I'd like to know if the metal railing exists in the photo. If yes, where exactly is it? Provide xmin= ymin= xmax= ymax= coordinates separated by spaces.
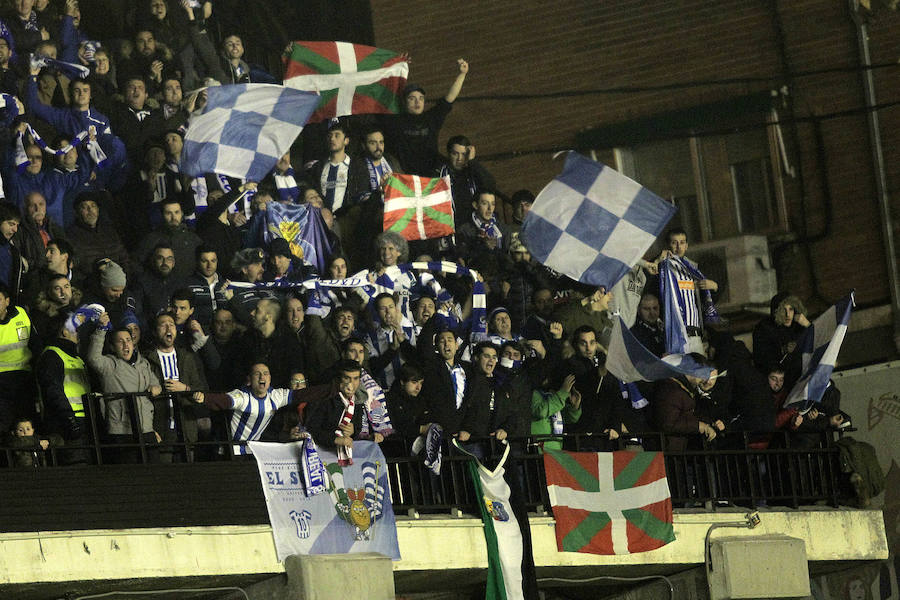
xmin=2 ymin=392 xmax=852 ymax=512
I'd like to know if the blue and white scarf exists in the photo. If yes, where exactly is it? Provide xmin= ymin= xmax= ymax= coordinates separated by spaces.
xmin=472 ymin=212 xmax=503 ymax=242
xmin=30 ymin=54 xmax=91 ymax=79
xmin=659 ymin=256 xmax=721 ymax=354
xmin=15 ymin=124 xmax=107 ymax=174
xmin=365 ymin=157 xmax=393 ymax=192
xmin=274 ymin=167 xmax=299 ymax=203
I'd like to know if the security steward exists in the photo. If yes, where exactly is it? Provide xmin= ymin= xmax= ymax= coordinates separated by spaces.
xmin=36 ymin=312 xmax=94 ymax=465
xmin=0 ymin=282 xmax=39 ymax=439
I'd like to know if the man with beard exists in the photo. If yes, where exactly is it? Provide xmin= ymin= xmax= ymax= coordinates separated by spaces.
xmin=142 ymin=310 xmax=208 ymax=462
xmin=356 ymin=127 xmax=399 ymax=249
xmin=305 ymin=121 xmax=368 ymax=268
xmin=135 ymin=198 xmax=202 ymax=282
xmin=134 ymin=243 xmax=185 ymax=318
xmin=236 ymin=297 xmax=304 ymax=388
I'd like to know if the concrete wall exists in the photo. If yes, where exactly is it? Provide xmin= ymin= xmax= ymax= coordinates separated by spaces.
xmin=0 ymin=510 xmax=886 ymax=594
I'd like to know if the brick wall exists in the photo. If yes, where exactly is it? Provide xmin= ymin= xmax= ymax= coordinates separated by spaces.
xmin=373 ymin=1 xmax=900 ymax=309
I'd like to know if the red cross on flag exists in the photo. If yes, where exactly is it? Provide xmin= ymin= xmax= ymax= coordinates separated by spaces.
xmin=543 ymin=449 xmax=675 ymax=555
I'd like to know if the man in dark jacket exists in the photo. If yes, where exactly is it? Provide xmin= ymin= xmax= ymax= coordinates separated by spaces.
xmin=36 ymin=313 xmax=92 ymax=464
xmin=304 ymin=359 xmax=368 ymax=453
xmin=457 ymin=342 xmax=517 ymax=459
xmin=135 ymin=198 xmax=202 ymax=282
xmin=142 ymin=310 xmax=208 ymax=462
xmin=65 ymin=192 xmax=131 ymax=283
xmin=236 ymin=297 xmax=305 ymax=388
xmin=562 ymin=325 xmax=630 ymax=451
xmin=133 ymin=243 xmax=186 ymax=318
xmin=417 ymin=314 xmax=467 ymax=435
xmin=0 ymin=202 xmax=25 ymax=304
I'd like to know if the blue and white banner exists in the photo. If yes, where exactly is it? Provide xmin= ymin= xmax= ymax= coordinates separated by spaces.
xmin=263 ymin=202 xmax=333 ymax=273
xmin=606 ymin=316 xmax=714 ymax=383
xmin=520 ymin=152 xmax=676 ymax=290
xmin=182 ymin=84 xmax=319 ymax=182
xmin=785 ymin=292 xmax=855 ymax=408
xmin=249 ymin=440 xmax=400 ymax=562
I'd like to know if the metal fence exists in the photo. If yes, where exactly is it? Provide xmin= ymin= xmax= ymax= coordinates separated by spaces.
xmin=3 ymin=391 xmax=852 ymax=512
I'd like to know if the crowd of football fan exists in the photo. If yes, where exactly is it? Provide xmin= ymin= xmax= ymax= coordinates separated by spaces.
xmin=0 ymin=0 xmax=848 ymax=473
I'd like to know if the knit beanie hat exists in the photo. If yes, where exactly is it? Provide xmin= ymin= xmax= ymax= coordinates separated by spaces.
xmin=100 ymin=261 xmax=127 ymax=288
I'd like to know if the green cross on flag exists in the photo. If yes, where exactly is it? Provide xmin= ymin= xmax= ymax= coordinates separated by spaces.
xmin=383 ymin=174 xmax=455 ymax=241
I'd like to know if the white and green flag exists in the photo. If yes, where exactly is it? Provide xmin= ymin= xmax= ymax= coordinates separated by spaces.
xmin=454 ymin=441 xmax=525 ymax=600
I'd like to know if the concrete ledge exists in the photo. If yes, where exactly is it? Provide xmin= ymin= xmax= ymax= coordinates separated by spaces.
xmin=0 ymin=509 xmax=887 ymax=586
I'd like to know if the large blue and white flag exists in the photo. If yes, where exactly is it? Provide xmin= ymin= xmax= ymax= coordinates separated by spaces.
xmin=249 ymin=440 xmax=400 ymax=562
xmin=606 ymin=316 xmax=714 ymax=383
xmin=520 ymin=153 xmax=676 ymax=290
xmin=182 ymin=84 xmax=319 ymax=182
xmin=784 ymin=292 xmax=855 ymax=408
xmin=263 ymin=202 xmax=333 ymax=273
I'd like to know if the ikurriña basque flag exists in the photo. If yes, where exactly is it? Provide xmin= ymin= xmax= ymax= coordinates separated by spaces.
xmin=520 ymin=152 xmax=676 ymax=291
xmin=606 ymin=316 xmax=714 ymax=383
xmin=784 ymin=292 xmax=855 ymax=408
xmin=544 ymin=449 xmax=675 ymax=555
xmin=283 ymin=41 xmax=409 ymax=122
xmin=182 ymin=84 xmax=319 ymax=182
xmin=249 ymin=440 xmax=400 ymax=562
xmin=383 ymin=174 xmax=455 ymax=240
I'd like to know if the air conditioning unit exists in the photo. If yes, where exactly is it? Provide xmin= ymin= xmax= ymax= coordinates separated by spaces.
xmin=688 ymin=235 xmax=777 ymax=313
xmin=707 ymin=535 xmax=810 ymax=599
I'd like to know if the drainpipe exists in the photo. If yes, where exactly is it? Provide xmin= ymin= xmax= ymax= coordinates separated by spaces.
xmin=850 ymin=0 xmax=900 ymax=354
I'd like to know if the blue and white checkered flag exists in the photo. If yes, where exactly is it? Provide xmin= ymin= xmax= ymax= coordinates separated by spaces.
xmin=784 ymin=292 xmax=855 ymax=408
xmin=606 ymin=316 xmax=714 ymax=383
xmin=182 ymin=84 xmax=319 ymax=181
xmin=520 ymin=152 xmax=676 ymax=290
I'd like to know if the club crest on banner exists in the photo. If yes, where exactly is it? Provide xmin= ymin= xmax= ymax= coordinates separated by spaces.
xmin=327 ymin=459 xmax=386 ymax=542
xmin=484 ymin=498 xmax=510 ymax=522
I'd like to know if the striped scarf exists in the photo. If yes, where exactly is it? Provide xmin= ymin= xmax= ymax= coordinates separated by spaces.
xmin=16 ymin=125 xmax=108 ymax=174
xmin=365 ymin=157 xmax=393 ymax=192
xmin=30 ymin=54 xmax=91 ymax=79
xmin=659 ymin=256 xmax=720 ymax=354
xmin=274 ymin=168 xmax=299 ymax=203
xmin=359 ymin=368 xmax=394 ymax=438
xmin=335 ymin=392 xmax=355 ymax=466
xmin=472 ymin=212 xmax=503 ymax=241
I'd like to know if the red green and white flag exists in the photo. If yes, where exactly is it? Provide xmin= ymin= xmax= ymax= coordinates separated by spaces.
xmin=283 ymin=41 xmax=408 ymax=122
xmin=383 ymin=174 xmax=455 ymax=241
xmin=543 ymin=450 xmax=675 ymax=555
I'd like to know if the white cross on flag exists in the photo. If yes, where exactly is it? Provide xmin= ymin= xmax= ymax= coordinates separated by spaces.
xmin=283 ymin=41 xmax=409 ymax=122
xmin=544 ymin=450 xmax=675 ymax=555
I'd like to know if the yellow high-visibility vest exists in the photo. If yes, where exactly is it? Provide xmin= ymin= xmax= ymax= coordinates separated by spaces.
xmin=43 ymin=345 xmax=90 ymax=418
xmin=0 ymin=307 xmax=32 ymax=372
